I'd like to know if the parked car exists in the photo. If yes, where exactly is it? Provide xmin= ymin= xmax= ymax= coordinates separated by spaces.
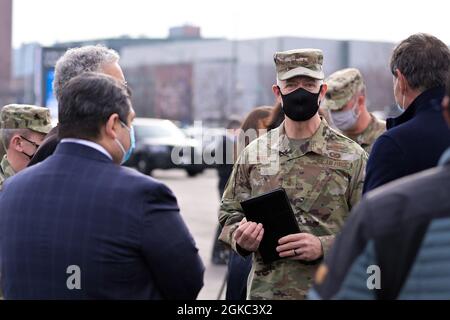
xmin=125 ymin=118 xmax=205 ymax=177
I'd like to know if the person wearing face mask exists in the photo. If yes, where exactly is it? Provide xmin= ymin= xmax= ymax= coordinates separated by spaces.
xmin=0 ymin=72 xmax=204 ymax=300
xmin=27 ymin=45 xmax=128 ymax=167
xmin=363 ymin=33 xmax=450 ymax=194
xmin=218 ymin=49 xmax=367 ymax=300
xmin=309 ymin=74 xmax=450 ymax=301
xmin=0 ymin=104 xmax=52 ymax=190
xmin=324 ymin=68 xmax=386 ymax=154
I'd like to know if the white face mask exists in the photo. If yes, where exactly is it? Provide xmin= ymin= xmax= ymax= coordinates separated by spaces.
xmin=394 ymin=76 xmax=406 ymax=114
xmin=331 ymin=101 xmax=360 ymax=131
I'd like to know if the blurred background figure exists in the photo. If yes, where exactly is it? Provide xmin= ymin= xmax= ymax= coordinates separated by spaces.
xmin=323 ymin=68 xmax=386 ymax=153
xmin=211 ymin=117 xmax=242 ymax=265
xmin=239 ymin=106 xmax=272 ymax=147
xmin=263 ymin=103 xmax=284 ymax=131
xmin=217 ymin=118 xmax=243 ymax=197
xmin=224 ymin=106 xmax=274 ymax=300
xmin=364 ymin=33 xmax=450 ymax=194
xmin=0 ymin=104 xmax=52 ymax=189
xmin=309 ymin=76 xmax=450 ymax=300
xmin=27 ymin=45 xmax=126 ymax=167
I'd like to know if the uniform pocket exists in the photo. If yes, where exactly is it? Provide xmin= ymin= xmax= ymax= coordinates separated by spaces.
xmin=278 ymin=165 xmax=331 ymax=226
xmin=282 ymin=166 xmax=350 ymax=227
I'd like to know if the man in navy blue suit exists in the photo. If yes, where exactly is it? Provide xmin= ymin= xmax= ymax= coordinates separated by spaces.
xmin=0 ymin=72 xmax=204 ymax=299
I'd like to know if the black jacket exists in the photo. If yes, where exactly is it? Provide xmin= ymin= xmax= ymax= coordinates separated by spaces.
xmin=363 ymin=87 xmax=450 ymax=193
xmin=310 ymin=149 xmax=450 ymax=299
xmin=27 ymin=125 xmax=59 ymax=167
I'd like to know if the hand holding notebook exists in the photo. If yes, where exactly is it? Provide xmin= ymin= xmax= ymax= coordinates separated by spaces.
xmin=239 ymin=188 xmax=300 ymax=264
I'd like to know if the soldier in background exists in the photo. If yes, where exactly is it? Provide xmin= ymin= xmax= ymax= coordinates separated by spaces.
xmin=218 ymin=49 xmax=367 ymax=300
xmin=0 ymin=104 xmax=52 ymax=189
xmin=323 ymin=68 xmax=386 ymax=153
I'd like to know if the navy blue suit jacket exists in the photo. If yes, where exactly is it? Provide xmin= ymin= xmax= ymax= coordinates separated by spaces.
xmin=0 ymin=142 xmax=204 ymax=299
xmin=363 ymin=87 xmax=450 ymax=194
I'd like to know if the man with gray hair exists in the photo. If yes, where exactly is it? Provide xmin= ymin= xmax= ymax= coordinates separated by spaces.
xmin=28 ymin=45 xmax=126 ymax=166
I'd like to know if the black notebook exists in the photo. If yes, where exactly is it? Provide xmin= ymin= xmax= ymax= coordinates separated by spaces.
xmin=240 ymin=188 xmax=300 ymax=264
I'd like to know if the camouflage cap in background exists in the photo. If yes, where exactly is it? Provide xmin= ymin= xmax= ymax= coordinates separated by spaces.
xmin=274 ymin=48 xmax=324 ymax=81
xmin=0 ymin=104 xmax=52 ymax=134
xmin=323 ymin=68 xmax=365 ymax=111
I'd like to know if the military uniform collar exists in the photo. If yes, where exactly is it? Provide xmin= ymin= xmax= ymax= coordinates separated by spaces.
xmin=0 ymin=155 xmax=15 ymax=180
xmin=271 ymin=118 xmax=330 ymax=158
xmin=350 ymin=113 xmax=380 ymax=147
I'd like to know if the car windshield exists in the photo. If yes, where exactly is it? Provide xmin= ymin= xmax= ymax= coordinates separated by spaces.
xmin=135 ymin=122 xmax=186 ymax=140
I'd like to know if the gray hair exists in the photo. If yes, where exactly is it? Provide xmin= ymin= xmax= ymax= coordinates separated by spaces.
xmin=1 ymin=128 xmax=33 ymax=150
xmin=53 ymin=45 xmax=120 ymax=101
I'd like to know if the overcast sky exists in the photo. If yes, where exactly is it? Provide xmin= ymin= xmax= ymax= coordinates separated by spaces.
xmin=12 ymin=0 xmax=450 ymax=48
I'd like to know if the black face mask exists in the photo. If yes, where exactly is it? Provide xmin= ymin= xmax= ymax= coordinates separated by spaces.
xmin=279 ymin=85 xmax=322 ymax=122
xmin=19 ymin=135 xmax=40 ymax=160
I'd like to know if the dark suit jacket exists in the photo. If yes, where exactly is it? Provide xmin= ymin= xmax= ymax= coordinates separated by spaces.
xmin=363 ymin=87 xmax=450 ymax=194
xmin=0 ymin=142 xmax=204 ymax=300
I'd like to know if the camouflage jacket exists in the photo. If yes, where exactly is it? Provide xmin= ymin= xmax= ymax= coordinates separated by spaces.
xmin=219 ymin=119 xmax=367 ymax=300
xmin=347 ymin=114 xmax=386 ymax=154
xmin=0 ymin=155 xmax=15 ymax=190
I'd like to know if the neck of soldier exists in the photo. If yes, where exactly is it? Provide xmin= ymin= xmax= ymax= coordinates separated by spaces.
xmin=345 ymin=108 xmax=372 ymax=136
xmin=284 ymin=113 xmax=321 ymax=140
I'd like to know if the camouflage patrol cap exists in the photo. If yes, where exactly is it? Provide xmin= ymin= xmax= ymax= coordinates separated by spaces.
xmin=323 ymin=68 xmax=365 ymax=111
xmin=274 ymin=49 xmax=324 ymax=81
xmin=0 ymin=104 xmax=52 ymax=134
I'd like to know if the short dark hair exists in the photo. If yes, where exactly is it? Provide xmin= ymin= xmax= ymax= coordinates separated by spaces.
xmin=390 ymin=33 xmax=450 ymax=91
xmin=226 ymin=118 xmax=242 ymax=130
xmin=58 ymin=72 xmax=131 ymax=140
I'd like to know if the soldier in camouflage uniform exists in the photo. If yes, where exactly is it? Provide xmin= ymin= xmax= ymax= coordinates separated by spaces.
xmin=323 ymin=68 xmax=386 ymax=153
xmin=218 ymin=49 xmax=367 ymax=300
xmin=0 ymin=104 xmax=52 ymax=189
